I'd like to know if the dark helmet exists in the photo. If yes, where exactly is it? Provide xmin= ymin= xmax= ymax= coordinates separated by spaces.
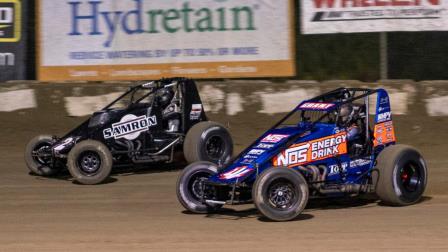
xmin=339 ymin=103 xmax=354 ymax=125
xmin=156 ymin=88 xmax=174 ymax=107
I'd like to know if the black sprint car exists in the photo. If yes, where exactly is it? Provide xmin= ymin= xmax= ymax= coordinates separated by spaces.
xmin=25 ymin=78 xmax=233 ymax=185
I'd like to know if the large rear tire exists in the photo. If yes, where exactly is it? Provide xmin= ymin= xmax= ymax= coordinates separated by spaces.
xmin=67 ymin=140 xmax=113 ymax=185
xmin=176 ymin=161 xmax=222 ymax=213
xmin=25 ymin=135 xmax=59 ymax=176
xmin=374 ymin=144 xmax=427 ymax=206
xmin=253 ymin=167 xmax=309 ymax=221
xmin=183 ymin=121 xmax=233 ymax=165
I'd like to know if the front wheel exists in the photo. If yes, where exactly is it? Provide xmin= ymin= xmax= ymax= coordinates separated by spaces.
xmin=67 ymin=140 xmax=113 ymax=185
xmin=24 ymin=135 xmax=59 ymax=176
xmin=176 ymin=161 xmax=222 ymax=213
xmin=183 ymin=121 xmax=233 ymax=165
xmin=253 ymin=167 xmax=309 ymax=221
xmin=374 ymin=144 xmax=427 ymax=206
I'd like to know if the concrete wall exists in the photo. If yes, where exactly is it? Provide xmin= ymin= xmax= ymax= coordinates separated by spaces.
xmin=1 ymin=80 xmax=447 ymax=193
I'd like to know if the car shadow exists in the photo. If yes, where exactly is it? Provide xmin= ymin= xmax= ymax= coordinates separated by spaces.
xmin=180 ymin=206 xmax=314 ymax=222
xmin=29 ymin=161 xmax=186 ymax=185
xmin=183 ymin=194 xmax=397 ymax=222
xmin=304 ymin=195 xmax=380 ymax=212
xmin=183 ymin=207 xmax=315 ymax=222
xmin=376 ymin=195 xmax=433 ymax=206
xmin=195 ymin=195 xmax=435 ymax=221
xmin=113 ymin=161 xmax=185 ymax=176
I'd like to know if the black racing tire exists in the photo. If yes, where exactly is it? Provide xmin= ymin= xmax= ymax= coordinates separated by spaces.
xmin=176 ymin=161 xmax=222 ymax=213
xmin=374 ymin=144 xmax=427 ymax=206
xmin=25 ymin=135 xmax=59 ymax=176
xmin=67 ymin=140 xmax=113 ymax=185
xmin=183 ymin=121 xmax=233 ymax=165
xmin=253 ymin=167 xmax=309 ymax=221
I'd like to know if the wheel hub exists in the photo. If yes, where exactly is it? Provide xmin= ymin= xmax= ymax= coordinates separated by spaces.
xmin=400 ymin=163 xmax=421 ymax=193
xmin=205 ymin=136 xmax=224 ymax=160
xmin=33 ymin=144 xmax=52 ymax=165
xmin=79 ymin=152 xmax=101 ymax=175
xmin=191 ymin=177 xmax=206 ymax=199
xmin=268 ymin=182 xmax=296 ymax=210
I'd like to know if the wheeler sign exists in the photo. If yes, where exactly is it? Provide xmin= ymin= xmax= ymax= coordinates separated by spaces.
xmin=302 ymin=0 xmax=448 ymax=34
xmin=38 ymin=0 xmax=295 ymax=81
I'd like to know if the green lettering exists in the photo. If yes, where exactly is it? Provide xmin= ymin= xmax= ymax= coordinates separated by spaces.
xmin=216 ymin=7 xmax=227 ymax=31
xmin=147 ymin=9 xmax=163 ymax=33
xmin=181 ymin=2 xmax=194 ymax=32
xmin=231 ymin=6 xmax=255 ymax=31
xmin=195 ymin=8 xmax=214 ymax=32
xmin=163 ymin=9 xmax=180 ymax=33
xmin=144 ymin=3 xmax=257 ymax=35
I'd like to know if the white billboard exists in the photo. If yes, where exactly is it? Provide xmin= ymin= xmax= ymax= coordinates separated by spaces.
xmin=38 ymin=0 xmax=295 ymax=81
xmin=302 ymin=0 xmax=448 ymax=34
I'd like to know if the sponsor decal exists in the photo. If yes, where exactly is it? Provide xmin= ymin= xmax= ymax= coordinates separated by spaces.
xmin=299 ymin=102 xmax=335 ymax=110
xmin=243 ymin=155 xmax=258 ymax=159
xmin=190 ymin=104 xmax=202 ymax=120
xmin=273 ymin=132 xmax=348 ymax=167
xmin=302 ymin=0 xmax=446 ymax=34
xmin=0 ymin=0 xmax=20 ymax=42
xmin=103 ymin=114 xmax=157 ymax=140
xmin=328 ymin=159 xmax=371 ymax=175
xmin=247 ymin=149 xmax=265 ymax=155
xmin=219 ymin=166 xmax=253 ymax=180
xmin=256 ymin=143 xmax=275 ymax=149
xmin=380 ymin=97 xmax=389 ymax=105
xmin=261 ymin=134 xmax=289 ymax=143
xmin=377 ymin=111 xmax=391 ymax=123
xmin=240 ymin=158 xmax=255 ymax=164
xmin=374 ymin=121 xmax=396 ymax=147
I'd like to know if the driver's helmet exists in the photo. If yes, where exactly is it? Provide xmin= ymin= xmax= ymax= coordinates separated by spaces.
xmin=156 ymin=88 xmax=174 ymax=108
xmin=339 ymin=103 xmax=354 ymax=126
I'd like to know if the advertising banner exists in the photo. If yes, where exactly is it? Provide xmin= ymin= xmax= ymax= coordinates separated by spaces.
xmin=38 ymin=0 xmax=295 ymax=81
xmin=0 ymin=0 xmax=27 ymax=81
xmin=302 ymin=0 xmax=448 ymax=34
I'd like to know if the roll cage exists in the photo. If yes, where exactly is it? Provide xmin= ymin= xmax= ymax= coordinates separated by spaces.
xmin=228 ymin=88 xmax=383 ymax=167
xmin=103 ymin=79 xmax=179 ymax=110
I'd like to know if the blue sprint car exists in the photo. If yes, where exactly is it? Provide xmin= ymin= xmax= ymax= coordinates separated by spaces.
xmin=176 ymin=88 xmax=427 ymax=221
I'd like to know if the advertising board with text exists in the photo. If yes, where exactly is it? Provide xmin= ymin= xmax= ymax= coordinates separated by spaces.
xmin=38 ymin=0 xmax=295 ymax=81
xmin=0 ymin=0 xmax=28 ymax=81
xmin=302 ymin=0 xmax=448 ymax=34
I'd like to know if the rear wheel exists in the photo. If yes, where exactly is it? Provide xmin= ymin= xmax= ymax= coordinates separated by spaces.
xmin=253 ymin=167 xmax=309 ymax=221
xmin=176 ymin=161 xmax=222 ymax=213
xmin=374 ymin=144 xmax=427 ymax=206
xmin=67 ymin=140 xmax=113 ymax=185
xmin=183 ymin=121 xmax=233 ymax=165
xmin=24 ymin=135 xmax=59 ymax=176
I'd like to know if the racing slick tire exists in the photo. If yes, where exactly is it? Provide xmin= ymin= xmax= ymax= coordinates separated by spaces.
xmin=183 ymin=121 xmax=233 ymax=165
xmin=374 ymin=144 xmax=427 ymax=206
xmin=25 ymin=135 xmax=59 ymax=176
xmin=176 ymin=161 xmax=223 ymax=214
xmin=253 ymin=167 xmax=309 ymax=221
xmin=67 ymin=140 xmax=113 ymax=185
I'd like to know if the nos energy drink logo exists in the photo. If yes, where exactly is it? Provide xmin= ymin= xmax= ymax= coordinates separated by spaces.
xmin=0 ymin=0 xmax=21 ymax=42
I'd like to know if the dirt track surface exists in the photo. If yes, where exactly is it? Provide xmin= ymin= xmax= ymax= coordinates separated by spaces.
xmin=1 ymin=81 xmax=448 ymax=251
